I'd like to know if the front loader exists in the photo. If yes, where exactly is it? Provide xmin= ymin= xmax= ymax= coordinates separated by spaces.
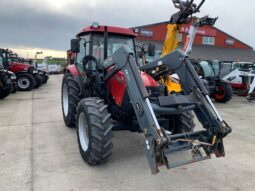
xmin=62 ymin=23 xmax=231 ymax=174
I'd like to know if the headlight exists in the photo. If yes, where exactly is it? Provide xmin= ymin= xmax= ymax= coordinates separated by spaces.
xmin=33 ymin=70 xmax=39 ymax=74
xmin=39 ymin=71 xmax=43 ymax=74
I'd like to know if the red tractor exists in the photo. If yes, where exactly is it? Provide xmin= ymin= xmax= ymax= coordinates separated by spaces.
xmin=0 ymin=49 xmax=42 ymax=91
xmin=62 ymin=23 xmax=231 ymax=174
xmin=16 ymin=57 xmax=49 ymax=84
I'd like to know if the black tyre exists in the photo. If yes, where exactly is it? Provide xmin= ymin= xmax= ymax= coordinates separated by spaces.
xmin=0 ymin=88 xmax=11 ymax=99
xmin=16 ymin=73 xmax=35 ymax=91
xmin=41 ymin=75 xmax=48 ymax=84
xmin=61 ymin=72 xmax=81 ymax=128
xmin=11 ymin=81 xmax=18 ymax=93
xmin=167 ymin=111 xmax=195 ymax=134
xmin=77 ymin=98 xmax=113 ymax=165
xmin=0 ymin=73 xmax=12 ymax=99
xmin=214 ymin=83 xmax=233 ymax=103
xmin=41 ymin=75 xmax=45 ymax=84
xmin=34 ymin=74 xmax=42 ymax=89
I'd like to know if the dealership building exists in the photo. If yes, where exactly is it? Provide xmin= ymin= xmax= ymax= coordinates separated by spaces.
xmin=132 ymin=21 xmax=255 ymax=62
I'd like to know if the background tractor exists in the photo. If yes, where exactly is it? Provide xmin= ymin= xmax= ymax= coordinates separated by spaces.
xmin=9 ymin=52 xmax=43 ymax=89
xmin=18 ymin=57 xmax=49 ymax=84
xmin=62 ymin=22 xmax=231 ymax=174
xmin=0 ymin=49 xmax=41 ymax=91
xmin=192 ymin=60 xmax=233 ymax=103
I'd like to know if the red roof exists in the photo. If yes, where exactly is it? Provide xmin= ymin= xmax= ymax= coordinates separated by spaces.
xmin=77 ymin=25 xmax=137 ymax=37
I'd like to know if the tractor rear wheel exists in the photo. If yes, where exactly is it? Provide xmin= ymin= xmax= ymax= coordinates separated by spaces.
xmin=167 ymin=111 xmax=195 ymax=133
xmin=17 ymin=73 xmax=36 ymax=91
xmin=61 ymin=72 xmax=81 ymax=128
xmin=77 ymin=98 xmax=113 ymax=165
xmin=214 ymin=83 xmax=233 ymax=103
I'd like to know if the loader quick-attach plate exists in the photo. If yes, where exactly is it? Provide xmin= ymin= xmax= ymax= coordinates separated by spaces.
xmin=104 ymin=46 xmax=231 ymax=174
xmin=163 ymin=142 xmax=211 ymax=169
xmin=144 ymin=129 xmax=226 ymax=174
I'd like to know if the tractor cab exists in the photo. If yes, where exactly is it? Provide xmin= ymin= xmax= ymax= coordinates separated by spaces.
xmin=0 ymin=48 xmax=10 ymax=69
xmin=71 ymin=23 xmax=138 ymax=69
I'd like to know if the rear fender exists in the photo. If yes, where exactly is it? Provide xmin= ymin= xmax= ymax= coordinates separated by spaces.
xmin=66 ymin=64 xmax=79 ymax=77
xmin=65 ymin=65 xmax=86 ymax=97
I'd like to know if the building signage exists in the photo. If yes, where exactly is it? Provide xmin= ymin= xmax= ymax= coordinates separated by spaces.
xmin=225 ymin=39 xmax=235 ymax=46
xmin=140 ymin=29 xmax=154 ymax=38
xmin=180 ymin=26 xmax=217 ymax=37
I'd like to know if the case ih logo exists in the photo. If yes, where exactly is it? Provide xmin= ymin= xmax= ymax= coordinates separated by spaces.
xmin=140 ymin=29 xmax=154 ymax=38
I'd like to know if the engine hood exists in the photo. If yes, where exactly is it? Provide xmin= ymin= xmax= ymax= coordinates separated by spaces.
xmin=108 ymin=70 xmax=159 ymax=106
xmin=140 ymin=71 xmax=159 ymax=87
xmin=9 ymin=62 xmax=33 ymax=73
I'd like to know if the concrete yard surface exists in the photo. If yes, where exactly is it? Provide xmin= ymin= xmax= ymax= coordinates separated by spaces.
xmin=0 ymin=74 xmax=255 ymax=191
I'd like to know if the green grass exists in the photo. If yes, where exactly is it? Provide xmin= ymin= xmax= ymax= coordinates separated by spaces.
xmin=36 ymin=58 xmax=67 ymax=68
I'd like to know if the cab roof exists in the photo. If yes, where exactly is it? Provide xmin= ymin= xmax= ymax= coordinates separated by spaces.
xmin=77 ymin=25 xmax=137 ymax=37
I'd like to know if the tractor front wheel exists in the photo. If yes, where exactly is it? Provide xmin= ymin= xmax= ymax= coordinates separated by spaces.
xmin=77 ymin=98 xmax=113 ymax=165
xmin=167 ymin=111 xmax=195 ymax=134
xmin=214 ymin=83 xmax=233 ymax=103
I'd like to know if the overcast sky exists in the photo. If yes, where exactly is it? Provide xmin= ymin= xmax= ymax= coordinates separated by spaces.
xmin=0 ymin=0 xmax=254 ymax=58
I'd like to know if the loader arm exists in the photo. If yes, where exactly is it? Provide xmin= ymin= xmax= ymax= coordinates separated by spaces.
xmin=104 ymin=46 xmax=231 ymax=174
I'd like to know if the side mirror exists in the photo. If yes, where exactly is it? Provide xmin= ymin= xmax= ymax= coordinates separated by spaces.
xmin=71 ymin=39 xmax=80 ymax=53
xmin=147 ymin=44 xmax=156 ymax=57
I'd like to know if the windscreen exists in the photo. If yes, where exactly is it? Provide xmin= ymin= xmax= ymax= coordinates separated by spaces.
xmin=199 ymin=61 xmax=214 ymax=77
xmin=92 ymin=34 xmax=135 ymax=65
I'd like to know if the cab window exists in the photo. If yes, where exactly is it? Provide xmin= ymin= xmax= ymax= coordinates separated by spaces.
xmin=76 ymin=35 xmax=90 ymax=65
xmin=0 ymin=56 xmax=3 ymax=68
xmin=92 ymin=35 xmax=104 ymax=65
